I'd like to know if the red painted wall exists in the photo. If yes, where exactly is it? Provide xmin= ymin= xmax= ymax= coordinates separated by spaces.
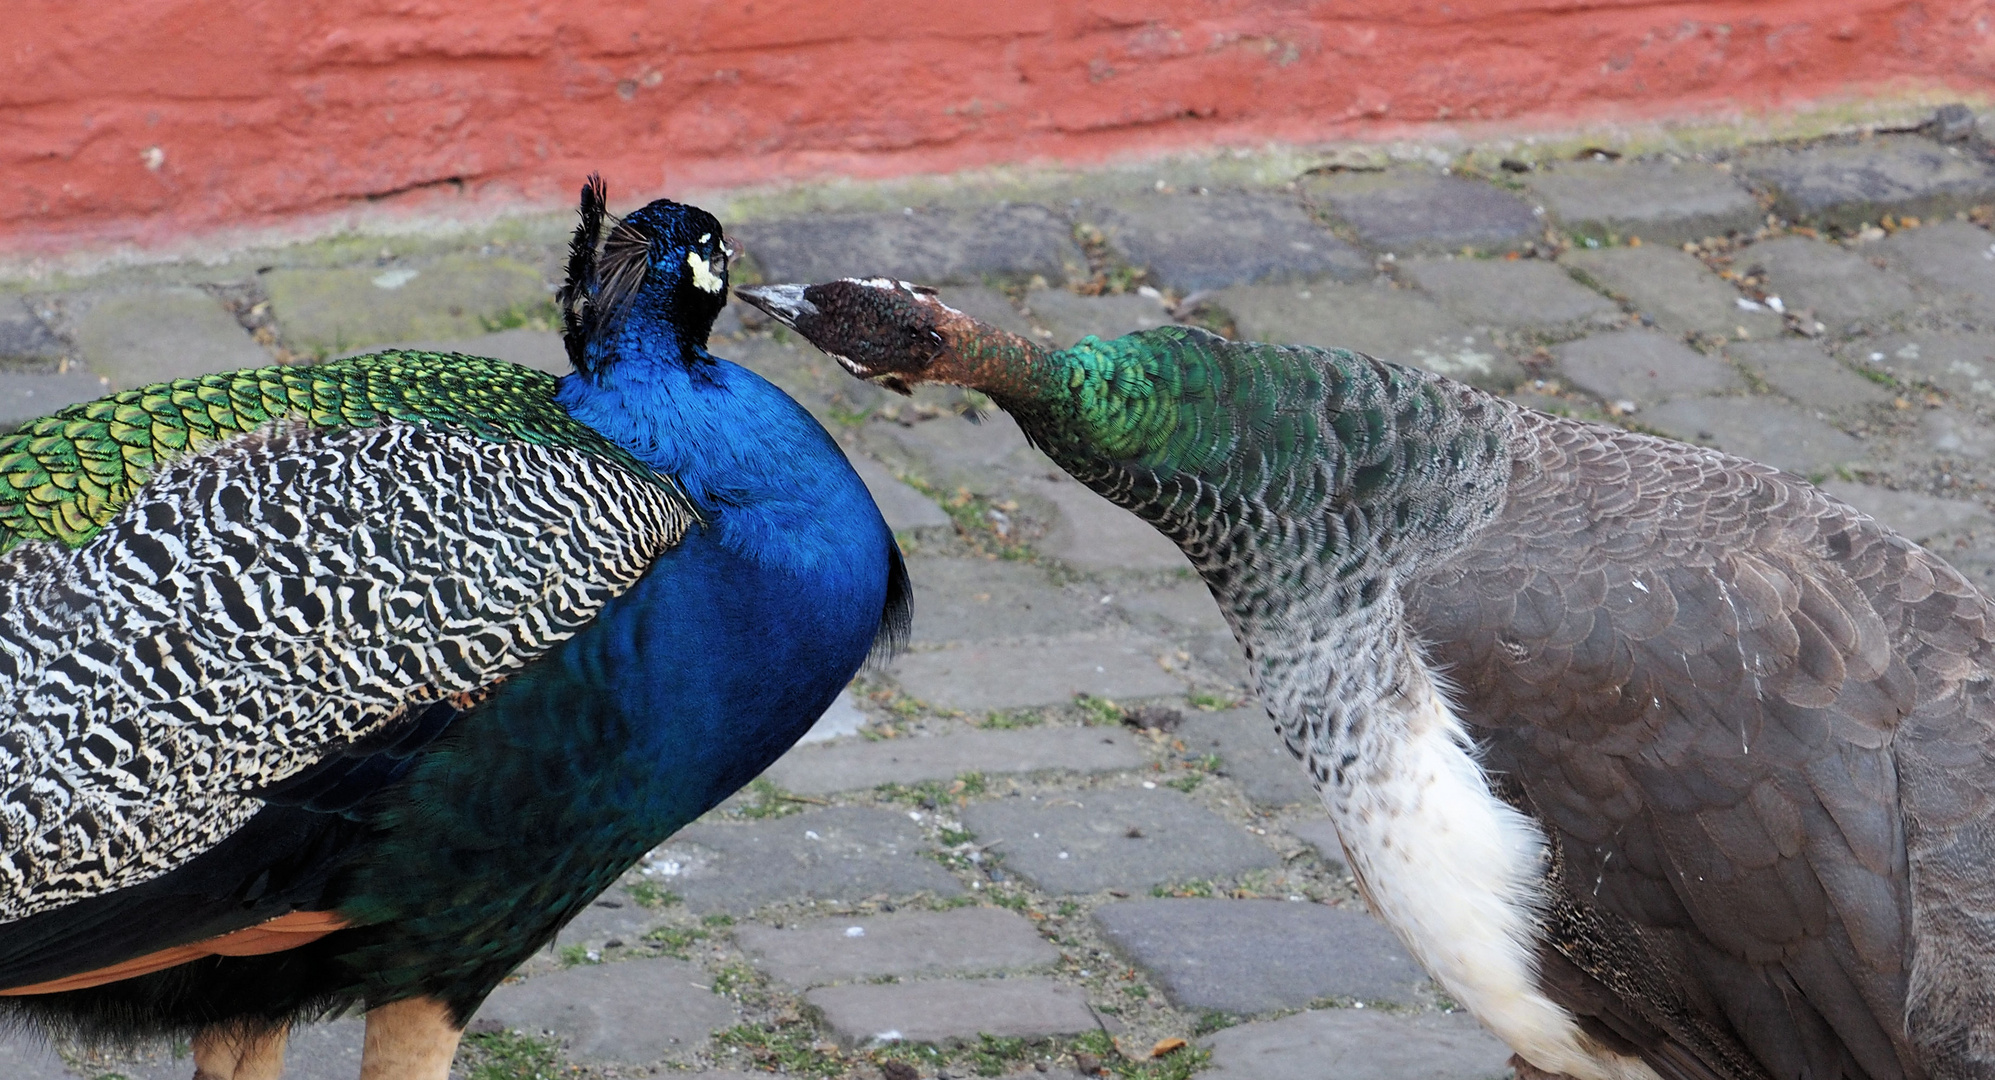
xmin=4 ymin=1 xmax=1992 ymax=252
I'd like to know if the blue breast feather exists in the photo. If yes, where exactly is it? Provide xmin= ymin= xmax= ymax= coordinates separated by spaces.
xmin=321 ymin=354 xmax=896 ymax=991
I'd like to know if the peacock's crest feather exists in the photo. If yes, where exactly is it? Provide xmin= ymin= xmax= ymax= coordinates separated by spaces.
xmin=0 ymin=350 xmax=662 ymax=551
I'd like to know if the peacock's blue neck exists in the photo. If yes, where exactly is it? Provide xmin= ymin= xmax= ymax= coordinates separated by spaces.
xmin=556 ymin=331 xmax=880 ymax=576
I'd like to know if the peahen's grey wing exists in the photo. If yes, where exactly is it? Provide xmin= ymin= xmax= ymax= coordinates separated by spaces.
xmin=1406 ymin=409 xmax=1995 ymax=1080
xmin=0 ymin=419 xmax=692 ymax=922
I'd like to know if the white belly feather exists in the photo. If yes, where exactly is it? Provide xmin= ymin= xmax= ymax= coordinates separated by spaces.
xmin=1322 ymin=680 xmax=1661 ymax=1080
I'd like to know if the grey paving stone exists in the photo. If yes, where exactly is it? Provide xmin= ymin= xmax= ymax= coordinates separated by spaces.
xmin=1113 ymin=578 xmax=1231 ymax=637
xmin=1093 ymin=898 xmax=1426 ymax=1012
xmin=904 ymin=556 xmax=1108 ymax=645
xmin=722 ymin=332 xmax=850 ymax=405
xmin=1111 ymin=579 xmax=1248 ymax=686
xmin=1561 ymin=245 xmax=1784 ymax=339
xmin=1088 ymin=193 xmax=1372 ymax=292
xmin=1178 ymin=708 xmax=1316 ymax=808
xmin=1190 ymin=630 xmax=1254 ymax=687
xmin=1747 ymin=235 xmax=1918 ymax=326
xmin=0 ymin=371 xmax=112 ymax=427
xmin=1823 ymin=481 xmax=1995 ymax=546
xmin=1876 ymin=221 xmax=1995 ymax=318
xmin=798 ymin=689 xmax=870 ymax=745
xmin=335 ymin=326 xmax=568 ymax=374
xmin=0 ymin=1028 xmax=71 ymax=1080
xmin=961 ymin=786 xmax=1278 ymax=894
xmin=1287 ymin=817 xmax=1347 ymax=871
xmin=1526 ymin=160 xmax=1763 ymax=245
xmin=1727 ymin=340 xmax=1890 ymax=411
xmin=1642 ymin=397 xmax=1864 ymax=474
xmin=1306 ymin=173 xmax=1542 ymax=254
xmin=1400 ymin=257 xmax=1620 ymax=331
xmin=1024 ymin=472 xmax=1189 ymax=571
xmin=1737 ymin=136 xmax=1995 ymax=230
xmin=1919 ymin=409 xmax=1995 ymax=460
xmin=935 ymin=286 xmax=1038 ymax=339
xmin=738 ymin=906 xmax=1058 ymax=987
xmin=892 ymin=638 xmax=1185 ymax=711
xmin=1216 ymin=281 xmax=1518 ymax=391
xmin=0 ymin=302 xmax=65 ymax=368
xmin=1554 ymin=329 xmax=1740 ymax=407
xmin=765 ymin=726 xmax=1144 ymax=795
xmin=1935 ymin=103 xmax=1979 ymax=143
xmin=1023 ymin=289 xmax=1173 ymax=350
xmin=1203 ymin=1008 xmax=1512 ymax=1080
xmin=851 ymin=455 xmax=952 ymax=533
xmin=734 ymin=205 xmax=1085 ymax=286
xmin=859 ymin=410 xmax=1055 ymax=494
xmin=806 ymin=977 xmax=1095 ymax=1047
xmin=474 ymin=957 xmax=738 ymax=1064
xmin=63 ymin=1040 xmax=194 ymax=1080
xmin=555 ymin=885 xmax=669 ymax=950
xmin=266 ymin=255 xmax=548 ymax=354
xmin=52 ymin=1021 xmax=368 ymax=1080
xmin=1856 ymin=333 xmax=1995 ymax=403
xmin=649 ymin=806 xmax=964 ymax=913
xmin=68 ymin=287 xmax=271 ymax=388
xmin=281 ymin=1018 xmax=367 ymax=1080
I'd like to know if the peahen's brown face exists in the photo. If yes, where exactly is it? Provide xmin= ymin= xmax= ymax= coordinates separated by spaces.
xmin=736 ymin=279 xmax=962 ymax=394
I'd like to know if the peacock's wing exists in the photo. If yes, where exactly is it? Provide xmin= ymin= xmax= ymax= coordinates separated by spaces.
xmin=1407 ymin=409 xmax=1995 ymax=1080
xmin=0 ymin=353 xmax=695 ymax=926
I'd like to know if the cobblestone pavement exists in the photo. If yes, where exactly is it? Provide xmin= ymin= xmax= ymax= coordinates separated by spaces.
xmin=11 ymin=112 xmax=1995 ymax=1079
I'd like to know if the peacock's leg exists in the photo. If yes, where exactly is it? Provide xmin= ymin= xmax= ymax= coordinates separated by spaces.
xmin=191 ymin=1023 xmax=288 ymax=1080
xmin=358 ymin=997 xmax=462 ymax=1080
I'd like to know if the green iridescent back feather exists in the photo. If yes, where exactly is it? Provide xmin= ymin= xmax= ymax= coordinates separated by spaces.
xmin=0 ymin=351 xmax=658 ymax=552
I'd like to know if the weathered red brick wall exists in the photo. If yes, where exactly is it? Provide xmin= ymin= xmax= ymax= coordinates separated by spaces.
xmin=5 ymin=0 xmax=1991 ymax=252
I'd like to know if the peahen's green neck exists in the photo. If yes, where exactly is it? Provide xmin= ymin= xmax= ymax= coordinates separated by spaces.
xmin=983 ymin=326 xmax=1517 ymax=628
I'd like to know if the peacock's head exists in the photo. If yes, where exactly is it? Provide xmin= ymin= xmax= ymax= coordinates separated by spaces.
xmin=558 ymin=176 xmax=735 ymax=376
xmin=736 ymin=278 xmax=1041 ymax=397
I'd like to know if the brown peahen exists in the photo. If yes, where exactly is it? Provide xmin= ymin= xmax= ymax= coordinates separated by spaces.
xmin=740 ymin=277 xmax=1995 ymax=1080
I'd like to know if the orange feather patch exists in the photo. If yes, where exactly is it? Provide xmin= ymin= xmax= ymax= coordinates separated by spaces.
xmin=0 ymin=910 xmax=349 ymax=995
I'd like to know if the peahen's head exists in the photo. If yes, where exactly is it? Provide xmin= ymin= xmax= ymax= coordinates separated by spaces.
xmin=559 ymin=176 xmax=735 ymax=378
xmin=736 ymin=278 xmax=1044 ymax=397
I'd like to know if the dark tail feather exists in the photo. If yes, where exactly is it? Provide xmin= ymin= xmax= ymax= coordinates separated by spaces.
xmin=558 ymin=175 xmax=608 ymax=374
xmin=866 ymin=541 xmax=912 ymax=669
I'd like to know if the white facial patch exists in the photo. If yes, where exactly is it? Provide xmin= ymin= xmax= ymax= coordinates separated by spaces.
xmin=686 ymin=251 xmax=724 ymax=293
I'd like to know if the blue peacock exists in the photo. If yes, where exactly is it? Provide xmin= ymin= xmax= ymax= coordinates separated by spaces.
xmin=0 ymin=179 xmax=908 ymax=1080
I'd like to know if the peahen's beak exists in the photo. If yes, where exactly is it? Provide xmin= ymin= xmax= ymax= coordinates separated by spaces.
xmin=735 ymin=284 xmax=816 ymax=330
xmin=735 ymin=282 xmax=888 ymax=382
xmin=736 ymin=278 xmax=978 ymax=395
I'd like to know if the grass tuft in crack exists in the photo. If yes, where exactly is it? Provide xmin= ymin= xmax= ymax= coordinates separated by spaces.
xmin=458 ymin=1029 xmax=563 ymax=1080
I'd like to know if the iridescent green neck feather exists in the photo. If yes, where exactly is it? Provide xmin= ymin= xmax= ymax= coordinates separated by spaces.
xmin=989 ymin=326 xmax=1517 ymax=619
